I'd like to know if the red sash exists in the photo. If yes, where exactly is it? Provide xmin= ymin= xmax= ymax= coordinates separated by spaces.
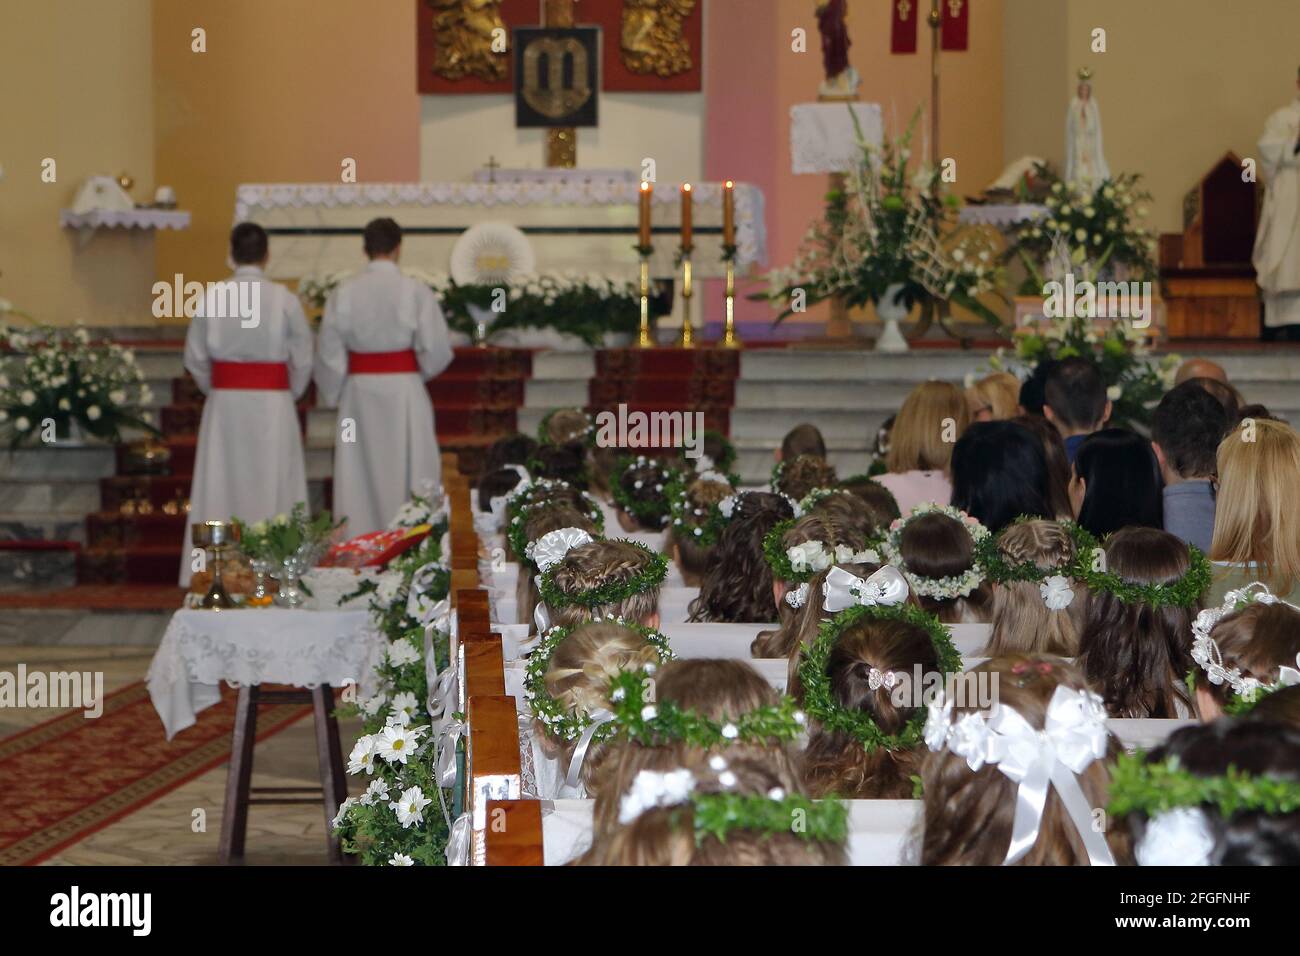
xmin=348 ymin=349 xmax=420 ymax=374
xmin=211 ymin=360 xmax=290 ymax=390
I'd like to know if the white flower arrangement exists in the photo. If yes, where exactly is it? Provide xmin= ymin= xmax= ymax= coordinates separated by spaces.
xmin=883 ymin=503 xmax=990 ymax=600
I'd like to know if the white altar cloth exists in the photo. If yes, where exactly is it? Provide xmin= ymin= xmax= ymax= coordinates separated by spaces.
xmin=147 ymin=607 xmax=386 ymax=740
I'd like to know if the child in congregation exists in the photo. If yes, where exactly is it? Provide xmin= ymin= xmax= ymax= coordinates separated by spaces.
xmin=528 ymin=442 xmax=590 ymax=490
xmin=778 ymin=422 xmax=827 ymax=462
xmin=835 ymin=475 xmax=901 ymax=532
xmin=752 ymin=512 xmax=876 ymax=656
xmin=1069 ymin=428 xmax=1164 ymax=538
xmin=980 ymin=518 xmax=1093 ymax=658
xmin=611 ymin=454 xmax=679 ymax=535
xmin=538 ymin=407 xmax=594 ymax=448
xmin=1076 ymin=526 xmax=1209 ymax=718
xmin=688 ymin=491 xmax=797 ymax=623
xmin=876 ymin=380 xmax=969 ymax=515
xmin=474 ymin=432 xmax=537 ymax=516
xmin=1188 ymin=582 xmax=1300 ymax=721
xmin=667 ymin=471 xmax=735 ymax=587
xmin=774 ymin=453 xmax=838 ymax=501
xmin=917 ymin=655 xmax=1134 ymax=865
xmin=513 ymin=506 xmax=601 ymax=630
xmin=1113 ymin=719 xmax=1300 ymax=865
xmin=535 ymin=536 xmax=667 ymax=630
xmin=882 ymin=503 xmax=993 ymax=624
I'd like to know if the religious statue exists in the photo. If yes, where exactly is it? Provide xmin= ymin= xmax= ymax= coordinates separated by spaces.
xmin=428 ymin=0 xmax=507 ymax=83
xmin=1253 ymin=67 xmax=1300 ymax=331
xmin=816 ymin=0 xmax=859 ymax=99
xmin=620 ymin=0 xmax=696 ymax=78
xmin=1064 ymin=68 xmax=1110 ymax=191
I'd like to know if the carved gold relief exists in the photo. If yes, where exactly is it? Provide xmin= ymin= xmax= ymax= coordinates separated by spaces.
xmin=428 ymin=0 xmax=507 ymax=83
xmin=521 ymin=37 xmax=593 ymax=119
xmin=620 ymin=0 xmax=696 ymax=78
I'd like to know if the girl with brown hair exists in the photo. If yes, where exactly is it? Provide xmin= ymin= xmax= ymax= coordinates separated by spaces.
xmin=667 ymin=472 xmax=734 ymax=586
xmin=773 ymin=454 xmax=838 ymax=501
xmin=1188 ymin=583 xmax=1300 ymax=720
xmin=513 ymin=505 xmax=600 ymax=630
xmin=687 ymin=491 xmax=797 ymax=623
xmin=612 ymin=454 xmax=679 ymax=532
xmin=877 ymin=380 xmax=970 ymax=514
xmin=882 ymin=503 xmax=993 ymax=624
xmin=980 ymin=518 xmax=1093 ymax=657
xmin=536 ymin=537 xmax=668 ymax=629
xmin=1077 ymin=526 xmax=1210 ymax=718
xmin=918 ymin=655 xmax=1133 ymax=866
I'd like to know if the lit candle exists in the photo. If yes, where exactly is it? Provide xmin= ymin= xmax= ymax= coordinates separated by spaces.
xmin=722 ymin=180 xmax=735 ymax=246
xmin=638 ymin=180 xmax=652 ymax=248
xmin=680 ymin=183 xmax=693 ymax=251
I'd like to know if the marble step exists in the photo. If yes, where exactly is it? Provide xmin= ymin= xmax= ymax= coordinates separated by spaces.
xmin=0 ymin=547 xmax=78 ymax=592
xmin=0 ymin=480 xmax=102 ymax=517
xmin=525 ymin=379 xmax=590 ymax=409
xmin=531 ymin=350 xmax=596 ymax=381
xmin=0 ymin=446 xmax=117 ymax=480
xmin=0 ymin=514 xmax=87 ymax=545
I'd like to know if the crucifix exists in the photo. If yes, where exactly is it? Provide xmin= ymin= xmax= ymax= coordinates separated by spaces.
xmin=483 ymin=155 xmax=502 ymax=183
xmin=543 ymin=0 xmax=578 ymax=167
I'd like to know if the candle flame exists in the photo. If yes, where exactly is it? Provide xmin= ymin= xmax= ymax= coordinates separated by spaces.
xmin=725 ymin=180 xmax=734 ymax=189
xmin=682 ymin=183 xmax=692 ymax=192
xmin=640 ymin=181 xmax=651 ymax=192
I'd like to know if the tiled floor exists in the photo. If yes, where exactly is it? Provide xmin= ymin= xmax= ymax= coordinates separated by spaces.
xmin=2 ymin=645 xmax=364 ymax=866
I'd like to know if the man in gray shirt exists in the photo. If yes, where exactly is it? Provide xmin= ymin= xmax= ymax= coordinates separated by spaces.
xmin=1150 ymin=381 xmax=1232 ymax=553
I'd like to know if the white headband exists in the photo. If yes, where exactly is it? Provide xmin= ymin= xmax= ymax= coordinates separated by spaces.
xmin=786 ymin=541 xmax=881 ymax=577
xmin=924 ymin=684 xmax=1115 ymax=866
xmin=1191 ymin=582 xmax=1300 ymax=701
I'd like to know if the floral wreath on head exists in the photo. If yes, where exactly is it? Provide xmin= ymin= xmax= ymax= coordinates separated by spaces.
xmin=717 ymin=489 xmax=802 ymax=523
xmin=1109 ymin=751 xmax=1300 ymax=866
xmin=617 ymin=760 xmax=849 ymax=847
xmin=882 ymin=503 xmax=991 ymax=600
xmin=611 ymin=454 xmax=681 ymax=526
xmin=666 ymin=472 xmax=736 ymax=548
xmin=1188 ymin=582 xmax=1300 ymax=715
xmin=974 ymin=516 xmax=1099 ymax=611
xmin=1078 ymin=540 xmax=1211 ymax=610
xmin=798 ymin=601 xmax=962 ymax=753
xmin=769 ymin=459 xmax=786 ymax=493
xmin=536 ymin=408 xmax=595 ymax=447
xmin=605 ymin=666 xmax=808 ymax=749
xmin=536 ymin=538 xmax=669 ymax=610
xmin=504 ymin=478 xmax=604 ymax=563
xmin=797 ymin=486 xmax=842 ymax=513
xmin=523 ymin=618 xmax=675 ymax=744
xmin=763 ymin=518 xmax=881 ymax=586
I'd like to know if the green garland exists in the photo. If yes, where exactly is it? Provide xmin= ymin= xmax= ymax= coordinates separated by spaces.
xmin=701 ymin=429 xmax=736 ymax=472
xmin=687 ymin=791 xmax=848 ymax=847
xmin=611 ymin=455 xmax=680 ymax=526
xmin=1108 ymin=751 xmax=1300 ymax=819
xmin=666 ymin=474 xmax=733 ymax=548
xmin=536 ymin=539 xmax=668 ymax=609
xmin=797 ymin=602 xmax=962 ymax=753
xmin=975 ymin=517 xmax=1099 ymax=585
xmin=769 ymin=460 xmax=786 ymax=492
xmin=504 ymin=479 xmax=604 ymax=563
xmin=524 ymin=619 xmax=675 ymax=742
xmin=762 ymin=518 xmax=803 ymax=583
xmin=606 ymin=668 xmax=807 ymax=749
xmin=1079 ymin=542 xmax=1212 ymax=609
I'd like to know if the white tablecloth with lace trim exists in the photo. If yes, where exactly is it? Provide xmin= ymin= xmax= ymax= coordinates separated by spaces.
xmin=147 ymin=608 xmax=386 ymax=740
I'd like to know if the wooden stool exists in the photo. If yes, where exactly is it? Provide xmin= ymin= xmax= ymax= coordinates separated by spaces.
xmin=217 ymin=684 xmax=349 ymax=865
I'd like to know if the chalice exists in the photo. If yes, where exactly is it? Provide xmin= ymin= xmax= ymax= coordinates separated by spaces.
xmin=192 ymin=520 xmax=240 ymax=610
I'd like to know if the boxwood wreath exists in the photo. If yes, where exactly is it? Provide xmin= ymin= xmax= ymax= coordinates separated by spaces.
xmin=606 ymin=668 xmax=808 ymax=749
xmin=797 ymin=602 xmax=963 ymax=753
xmin=974 ymin=517 xmax=1100 ymax=585
xmin=536 ymin=408 xmax=595 ymax=447
xmin=1078 ymin=542 xmax=1212 ymax=609
xmin=1108 ymin=751 xmax=1300 ymax=819
xmin=524 ymin=618 xmax=675 ymax=743
xmin=612 ymin=455 xmax=681 ymax=527
xmin=761 ymin=518 xmax=877 ymax=584
xmin=666 ymin=475 xmax=733 ymax=548
xmin=535 ymin=539 xmax=668 ymax=609
xmin=504 ymin=479 xmax=604 ymax=564
xmin=686 ymin=789 xmax=849 ymax=847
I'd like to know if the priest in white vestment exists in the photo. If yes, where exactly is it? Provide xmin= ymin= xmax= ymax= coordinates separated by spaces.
xmin=180 ymin=223 xmax=314 ymax=585
xmin=1253 ymin=69 xmax=1300 ymax=331
xmin=315 ymin=218 xmax=454 ymax=538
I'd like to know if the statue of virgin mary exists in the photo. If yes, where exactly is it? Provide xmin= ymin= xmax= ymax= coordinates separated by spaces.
xmin=1065 ymin=68 xmax=1110 ymax=191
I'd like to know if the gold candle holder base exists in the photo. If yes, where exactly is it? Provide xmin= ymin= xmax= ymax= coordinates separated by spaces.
xmin=637 ymin=254 xmax=653 ymax=348
xmin=677 ymin=253 xmax=695 ymax=349
xmin=720 ymin=259 xmax=742 ymax=349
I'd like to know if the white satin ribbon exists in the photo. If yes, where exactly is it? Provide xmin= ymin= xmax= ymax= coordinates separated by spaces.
xmin=426 ymin=664 xmax=457 ymax=723
xmin=526 ymin=526 xmax=594 ymax=572
xmin=434 ymin=716 xmax=467 ymax=790
xmin=822 ymin=565 xmax=910 ymax=613
xmin=564 ymin=708 xmax=616 ymax=790
xmin=533 ymin=602 xmax=551 ymax=636
xmin=407 ymin=568 xmax=450 ymax=626
xmin=445 ymin=812 xmax=473 ymax=866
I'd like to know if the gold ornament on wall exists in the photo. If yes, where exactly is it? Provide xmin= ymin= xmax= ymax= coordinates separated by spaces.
xmin=428 ymin=0 xmax=507 ymax=83
xmin=620 ymin=0 xmax=696 ymax=78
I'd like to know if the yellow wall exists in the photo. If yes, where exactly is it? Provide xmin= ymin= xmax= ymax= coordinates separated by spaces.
xmin=1004 ymin=0 xmax=1300 ymax=234
xmin=0 ymin=0 xmax=155 ymax=327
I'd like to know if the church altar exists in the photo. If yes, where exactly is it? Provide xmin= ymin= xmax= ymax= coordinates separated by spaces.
xmin=235 ymin=180 xmax=767 ymax=285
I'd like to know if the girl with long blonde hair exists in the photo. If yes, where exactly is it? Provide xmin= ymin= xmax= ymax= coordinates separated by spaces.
xmin=877 ymin=380 xmax=969 ymax=514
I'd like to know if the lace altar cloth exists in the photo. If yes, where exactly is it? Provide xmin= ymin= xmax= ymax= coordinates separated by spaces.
xmin=147 ymin=608 xmax=385 ymax=740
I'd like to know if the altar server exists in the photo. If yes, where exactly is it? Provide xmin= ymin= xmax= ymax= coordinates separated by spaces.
xmin=180 ymin=223 xmax=314 ymax=585
xmin=1254 ymin=67 xmax=1300 ymax=333
xmin=315 ymin=218 xmax=453 ymax=538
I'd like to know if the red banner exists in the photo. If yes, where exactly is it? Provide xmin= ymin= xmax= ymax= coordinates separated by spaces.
xmin=890 ymin=0 xmax=918 ymax=54
xmin=942 ymin=0 xmax=970 ymax=51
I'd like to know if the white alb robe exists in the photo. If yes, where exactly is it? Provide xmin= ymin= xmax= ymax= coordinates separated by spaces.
xmin=1253 ymin=97 xmax=1300 ymax=327
xmin=180 ymin=265 xmax=314 ymax=585
xmin=315 ymin=260 xmax=453 ymax=539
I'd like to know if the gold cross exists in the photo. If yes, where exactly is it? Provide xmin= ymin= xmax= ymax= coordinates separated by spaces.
xmin=947 ymin=0 xmax=964 ymax=18
xmin=897 ymin=0 xmax=912 ymax=20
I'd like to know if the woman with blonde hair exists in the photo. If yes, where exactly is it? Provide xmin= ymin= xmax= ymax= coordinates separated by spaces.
xmin=1210 ymin=419 xmax=1300 ymax=603
xmin=877 ymin=380 xmax=969 ymax=514
xmin=966 ymin=371 xmax=1021 ymax=422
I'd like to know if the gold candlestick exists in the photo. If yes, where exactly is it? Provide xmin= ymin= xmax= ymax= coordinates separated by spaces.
xmin=721 ymin=258 xmax=742 ymax=348
xmin=678 ymin=254 xmax=695 ymax=349
xmin=637 ymin=253 xmax=653 ymax=348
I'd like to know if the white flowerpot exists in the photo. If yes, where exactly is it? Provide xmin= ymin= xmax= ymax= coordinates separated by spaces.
xmin=874 ymin=283 xmax=911 ymax=353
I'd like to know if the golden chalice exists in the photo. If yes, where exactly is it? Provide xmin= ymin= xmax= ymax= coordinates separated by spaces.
xmin=192 ymin=520 xmax=240 ymax=610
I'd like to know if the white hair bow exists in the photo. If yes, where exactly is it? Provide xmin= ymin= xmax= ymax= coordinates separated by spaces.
xmin=1135 ymin=807 xmax=1215 ymax=866
xmin=526 ymin=527 xmax=594 ymax=572
xmin=924 ymin=684 xmax=1115 ymax=866
xmin=1039 ymin=575 xmax=1075 ymax=611
xmin=618 ymin=768 xmax=696 ymax=824
xmin=822 ymin=565 xmax=910 ymax=613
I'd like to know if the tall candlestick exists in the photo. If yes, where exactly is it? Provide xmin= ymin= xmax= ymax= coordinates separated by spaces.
xmin=722 ymin=180 xmax=735 ymax=247
xmin=680 ymin=182 xmax=693 ymax=251
xmin=638 ymin=180 xmax=652 ymax=248
xmin=678 ymin=253 xmax=694 ymax=349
